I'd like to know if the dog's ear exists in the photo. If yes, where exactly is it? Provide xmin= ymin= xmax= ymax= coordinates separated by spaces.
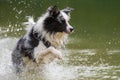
xmin=48 ymin=6 xmax=60 ymax=17
xmin=62 ymin=7 xmax=74 ymax=16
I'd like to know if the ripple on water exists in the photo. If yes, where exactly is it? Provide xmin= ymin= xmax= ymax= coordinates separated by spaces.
xmin=0 ymin=38 xmax=120 ymax=80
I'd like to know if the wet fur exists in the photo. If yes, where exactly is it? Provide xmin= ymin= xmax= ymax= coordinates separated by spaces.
xmin=12 ymin=6 xmax=74 ymax=73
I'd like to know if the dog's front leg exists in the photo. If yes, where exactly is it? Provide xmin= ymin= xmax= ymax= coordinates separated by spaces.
xmin=36 ymin=47 xmax=62 ymax=64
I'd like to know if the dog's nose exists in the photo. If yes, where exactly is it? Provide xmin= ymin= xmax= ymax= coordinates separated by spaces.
xmin=70 ymin=28 xmax=74 ymax=32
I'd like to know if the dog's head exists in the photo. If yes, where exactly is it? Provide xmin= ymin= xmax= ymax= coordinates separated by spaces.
xmin=43 ymin=6 xmax=74 ymax=34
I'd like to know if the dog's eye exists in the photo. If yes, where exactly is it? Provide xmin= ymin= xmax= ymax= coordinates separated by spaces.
xmin=61 ymin=19 xmax=65 ymax=22
xmin=60 ymin=16 xmax=65 ymax=22
xmin=57 ymin=16 xmax=65 ymax=23
xmin=59 ymin=16 xmax=63 ymax=20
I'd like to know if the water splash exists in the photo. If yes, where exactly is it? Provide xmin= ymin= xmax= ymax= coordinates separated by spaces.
xmin=0 ymin=38 xmax=120 ymax=80
xmin=0 ymin=38 xmax=77 ymax=80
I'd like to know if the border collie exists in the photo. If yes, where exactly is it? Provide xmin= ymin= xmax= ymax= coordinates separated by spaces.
xmin=12 ymin=6 xmax=74 ymax=73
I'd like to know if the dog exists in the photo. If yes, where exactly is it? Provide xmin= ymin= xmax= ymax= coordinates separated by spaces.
xmin=12 ymin=6 xmax=74 ymax=73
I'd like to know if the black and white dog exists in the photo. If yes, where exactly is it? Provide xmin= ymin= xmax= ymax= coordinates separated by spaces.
xmin=12 ymin=6 xmax=74 ymax=73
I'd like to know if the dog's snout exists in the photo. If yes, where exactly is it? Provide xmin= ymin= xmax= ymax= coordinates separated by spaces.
xmin=70 ymin=28 xmax=74 ymax=32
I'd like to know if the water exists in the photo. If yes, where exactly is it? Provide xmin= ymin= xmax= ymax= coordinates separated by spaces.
xmin=0 ymin=38 xmax=120 ymax=80
xmin=0 ymin=0 xmax=120 ymax=80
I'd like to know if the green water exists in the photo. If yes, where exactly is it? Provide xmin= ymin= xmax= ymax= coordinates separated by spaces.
xmin=0 ymin=0 xmax=120 ymax=80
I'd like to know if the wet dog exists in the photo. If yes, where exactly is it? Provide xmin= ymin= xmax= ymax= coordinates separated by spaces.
xmin=12 ymin=6 xmax=74 ymax=73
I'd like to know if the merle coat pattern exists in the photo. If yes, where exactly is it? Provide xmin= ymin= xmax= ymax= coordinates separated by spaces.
xmin=12 ymin=6 xmax=74 ymax=73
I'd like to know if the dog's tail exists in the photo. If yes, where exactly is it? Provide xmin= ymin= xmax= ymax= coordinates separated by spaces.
xmin=22 ymin=16 xmax=36 ymax=32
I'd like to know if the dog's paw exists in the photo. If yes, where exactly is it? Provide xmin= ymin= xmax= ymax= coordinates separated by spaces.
xmin=36 ymin=47 xmax=63 ymax=64
xmin=48 ymin=47 xmax=63 ymax=60
xmin=53 ymin=50 xmax=62 ymax=60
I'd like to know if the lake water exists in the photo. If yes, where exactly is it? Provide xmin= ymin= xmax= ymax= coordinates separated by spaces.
xmin=0 ymin=0 xmax=120 ymax=80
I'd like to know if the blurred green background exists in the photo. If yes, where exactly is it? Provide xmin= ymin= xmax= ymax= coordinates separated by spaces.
xmin=0 ymin=0 xmax=120 ymax=80
xmin=0 ymin=0 xmax=120 ymax=49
